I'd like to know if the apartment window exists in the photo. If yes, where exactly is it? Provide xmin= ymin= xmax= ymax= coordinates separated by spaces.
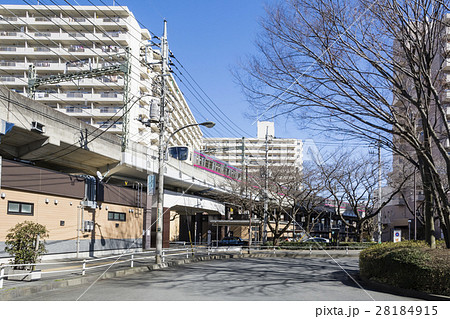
xmin=0 ymin=47 xmax=16 ymax=52
xmin=103 ymin=17 xmax=120 ymax=23
xmin=34 ymin=47 xmax=51 ymax=52
xmin=108 ymin=212 xmax=126 ymax=222
xmin=7 ymin=201 xmax=34 ymax=215
xmin=0 ymin=76 xmax=16 ymax=82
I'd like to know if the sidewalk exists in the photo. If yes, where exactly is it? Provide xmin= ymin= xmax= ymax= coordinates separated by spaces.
xmin=0 ymin=249 xmax=361 ymax=301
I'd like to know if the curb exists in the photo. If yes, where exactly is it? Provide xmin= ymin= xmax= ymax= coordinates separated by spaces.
xmin=0 ymin=251 xmax=358 ymax=300
xmin=0 ymin=266 xmax=150 ymax=301
xmin=0 ymin=254 xmax=244 ymax=300
xmin=356 ymin=275 xmax=450 ymax=301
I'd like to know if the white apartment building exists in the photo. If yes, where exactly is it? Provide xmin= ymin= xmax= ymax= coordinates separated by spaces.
xmin=203 ymin=121 xmax=303 ymax=173
xmin=0 ymin=4 xmax=203 ymax=151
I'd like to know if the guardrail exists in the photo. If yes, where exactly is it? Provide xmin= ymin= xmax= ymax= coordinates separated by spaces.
xmin=1 ymin=249 xmax=167 ymax=289
xmin=0 ymin=245 xmax=363 ymax=289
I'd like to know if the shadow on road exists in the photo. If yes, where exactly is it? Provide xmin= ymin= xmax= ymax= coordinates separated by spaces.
xmin=84 ymin=257 xmax=394 ymax=300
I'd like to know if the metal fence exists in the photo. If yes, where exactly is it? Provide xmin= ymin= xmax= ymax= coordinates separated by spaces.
xmin=0 ymin=244 xmax=363 ymax=289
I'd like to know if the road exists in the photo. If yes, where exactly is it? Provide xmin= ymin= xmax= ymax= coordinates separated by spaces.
xmin=14 ymin=257 xmax=419 ymax=301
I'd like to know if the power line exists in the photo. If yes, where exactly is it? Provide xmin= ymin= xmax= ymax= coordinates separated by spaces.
xmin=82 ymin=0 xmax=247 ymax=139
xmin=171 ymin=54 xmax=252 ymax=137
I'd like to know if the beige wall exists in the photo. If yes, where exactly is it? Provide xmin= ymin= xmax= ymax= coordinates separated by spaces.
xmin=0 ymin=189 xmax=143 ymax=242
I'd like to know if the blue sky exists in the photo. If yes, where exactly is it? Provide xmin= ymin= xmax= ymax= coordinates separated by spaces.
xmin=107 ymin=0 xmax=310 ymax=140
xmin=113 ymin=0 xmax=372 ymax=151
xmin=132 ymin=0 xmax=290 ymax=139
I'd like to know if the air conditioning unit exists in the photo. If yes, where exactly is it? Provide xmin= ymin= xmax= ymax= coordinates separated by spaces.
xmin=31 ymin=121 xmax=45 ymax=134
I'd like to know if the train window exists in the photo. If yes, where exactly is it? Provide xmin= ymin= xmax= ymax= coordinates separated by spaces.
xmin=169 ymin=147 xmax=189 ymax=161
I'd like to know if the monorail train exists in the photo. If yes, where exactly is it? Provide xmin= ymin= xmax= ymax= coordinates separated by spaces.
xmin=168 ymin=146 xmax=242 ymax=181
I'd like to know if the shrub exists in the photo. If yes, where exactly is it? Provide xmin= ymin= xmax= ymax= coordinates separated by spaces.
xmin=5 ymin=221 xmax=49 ymax=270
xmin=360 ymin=241 xmax=450 ymax=296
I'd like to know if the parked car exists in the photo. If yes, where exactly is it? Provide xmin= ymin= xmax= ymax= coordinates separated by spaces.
xmin=303 ymin=237 xmax=330 ymax=243
xmin=218 ymin=236 xmax=248 ymax=246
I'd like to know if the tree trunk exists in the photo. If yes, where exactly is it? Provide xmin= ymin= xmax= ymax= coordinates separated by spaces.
xmin=423 ymin=181 xmax=436 ymax=249
xmin=358 ymin=229 xmax=364 ymax=243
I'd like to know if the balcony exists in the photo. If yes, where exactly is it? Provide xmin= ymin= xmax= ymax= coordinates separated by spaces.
xmin=49 ymin=77 xmax=124 ymax=88
xmin=37 ymin=92 xmax=124 ymax=102
xmin=92 ymin=92 xmax=123 ymax=101
xmin=0 ymin=76 xmax=27 ymax=85
xmin=67 ymin=45 xmax=86 ymax=53
xmin=34 ymin=32 xmax=52 ymax=37
xmin=0 ymin=16 xmax=18 ymax=22
xmin=93 ymin=122 xmax=123 ymax=133
xmin=0 ymin=46 xmax=17 ymax=52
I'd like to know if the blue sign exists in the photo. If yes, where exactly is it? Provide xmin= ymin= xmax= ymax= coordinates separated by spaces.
xmin=393 ymin=229 xmax=401 ymax=242
xmin=147 ymin=175 xmax=156 ymax=195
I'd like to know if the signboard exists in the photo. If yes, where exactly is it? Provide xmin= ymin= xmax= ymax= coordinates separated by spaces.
xmin=147 ymin=175 xmax=155 ymax=195
xmin=393 ymin=230 xmax=402 ymax=243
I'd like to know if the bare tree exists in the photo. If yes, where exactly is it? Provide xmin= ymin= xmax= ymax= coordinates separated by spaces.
xmin=216 ymin=163 xmax=326 ymax=245
xmin=262 ymin=165 xmax=303 ymax=245
xmin=237 ymin=0 xmax=450 ymax=248
xmin=319 ymin=152 xmax=408 ymax=242
xmin=291 ymin=162 xmax=328 ymax=236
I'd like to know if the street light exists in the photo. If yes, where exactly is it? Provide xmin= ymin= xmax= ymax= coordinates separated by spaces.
xmin=155 ymin=121 xmax=215 ymax=264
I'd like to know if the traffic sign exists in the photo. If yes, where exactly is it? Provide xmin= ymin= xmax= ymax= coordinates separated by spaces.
xmin=393 ymin=230 xmax=401 ymax=243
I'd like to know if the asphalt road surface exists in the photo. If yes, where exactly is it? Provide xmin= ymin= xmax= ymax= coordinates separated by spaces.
xmin=15 ymin=257 xmax=419 ymax=301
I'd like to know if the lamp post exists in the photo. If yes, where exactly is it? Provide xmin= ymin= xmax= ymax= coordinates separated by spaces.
xmin=155 ymin=121 xmax=215 ymax=264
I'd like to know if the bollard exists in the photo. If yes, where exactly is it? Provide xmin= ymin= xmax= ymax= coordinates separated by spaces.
xmin=131 ymin=254 xmax=134 ymax=268
xmin=162 ymin=250 xmax=165 ymax=263
xmin=346 ymin=247 xmax=348 ymax=255
xmin=186 ymin=248 xmax=189 ymax=259
xmin=273 ymin=246 xmax=276 ymax=255
xmin=309 ymin=245 xmax=312 ymax=254
xmin=82 ymin=260 xmax=86 ymax=276
xmin=0 ymin=267 xmax=4 ymax=289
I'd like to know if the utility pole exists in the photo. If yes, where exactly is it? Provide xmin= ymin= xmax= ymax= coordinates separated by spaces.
xmin=262 ymin=127 xmax=269 ymax=245
xmin=413 ymin=168 xmax=417 ymax=240
xmin=242 ymin=137 xmax=252 ymax=251
xmin=241 ymin=137 xmax=245 ymax=195
xmin=377 ymin=139 xmax=382 ymax=244
xmin=121 ymin=47 xmax=131 ymax=152
xmin=155 ymin=20 xmax=168 ymax=264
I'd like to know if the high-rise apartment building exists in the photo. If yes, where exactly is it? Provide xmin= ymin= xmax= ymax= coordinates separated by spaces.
xmin=380 ymin=18 xmax=450 ymax=242
xmin=203 ymin=121 xmax=303 ymax=174
xmin=0 ymin=4 xmax=203 ymax=151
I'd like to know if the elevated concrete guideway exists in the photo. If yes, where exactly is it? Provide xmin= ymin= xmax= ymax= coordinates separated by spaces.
xmin=0 ymin=88 xmax=229 ymax=214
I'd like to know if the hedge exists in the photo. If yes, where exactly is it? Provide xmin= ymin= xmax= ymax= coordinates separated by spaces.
xmin=279 ymin=241 xmax=377 ymax=248
xmin=359 ymin=241 xmax=450 ymax=296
